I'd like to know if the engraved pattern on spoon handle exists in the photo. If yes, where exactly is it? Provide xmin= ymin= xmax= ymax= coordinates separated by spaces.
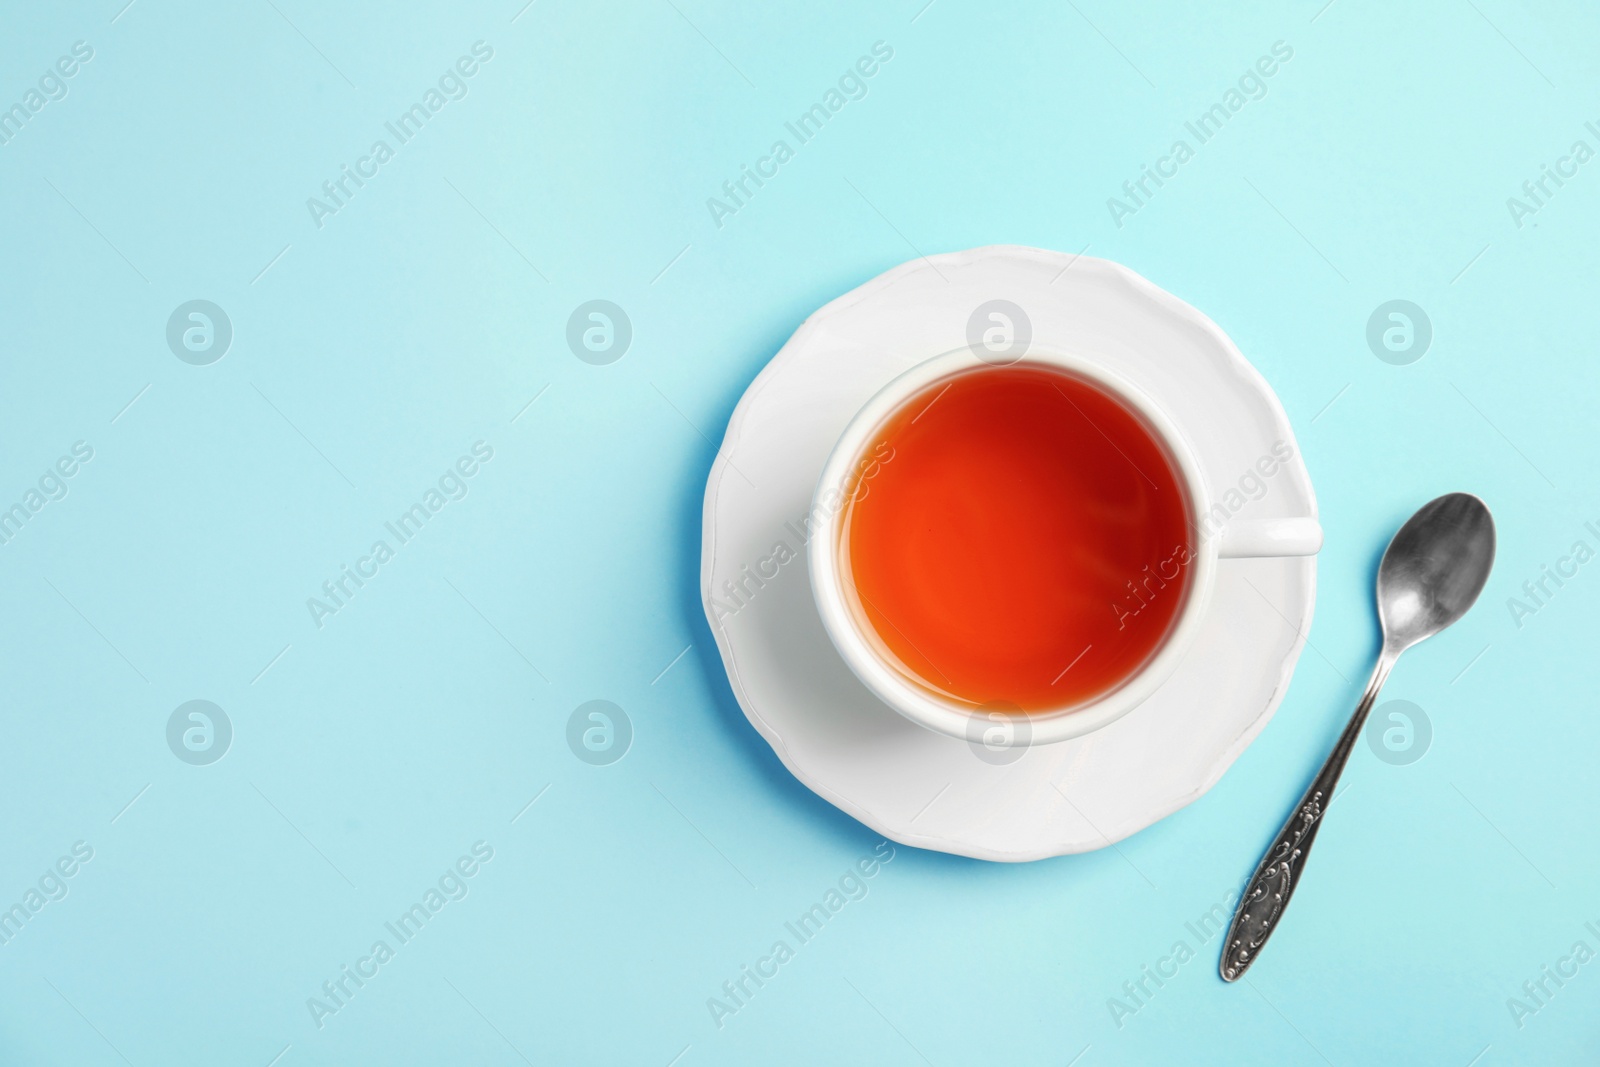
xmin=1219 ymin=652 xmax=1396 ymax=981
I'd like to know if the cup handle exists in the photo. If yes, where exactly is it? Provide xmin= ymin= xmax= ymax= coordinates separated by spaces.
xmin=1217 ymin=517 xmax=1322 ymax=558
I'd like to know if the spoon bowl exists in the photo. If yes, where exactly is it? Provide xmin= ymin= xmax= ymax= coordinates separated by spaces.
xmin=1378 ymin=493 xmax=1496 ymax=653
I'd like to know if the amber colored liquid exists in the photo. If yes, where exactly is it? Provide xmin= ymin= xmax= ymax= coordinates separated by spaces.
xmin=839 ymin=365 xmax=1193 ymax=711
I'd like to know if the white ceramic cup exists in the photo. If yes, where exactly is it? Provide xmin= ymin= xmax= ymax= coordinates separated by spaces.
xmin=808 ymin=346 xmax=1322 ymax=746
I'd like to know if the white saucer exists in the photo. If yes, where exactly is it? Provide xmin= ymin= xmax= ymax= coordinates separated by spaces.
xmin=700 ymin=246 xmax=1317 ymax=862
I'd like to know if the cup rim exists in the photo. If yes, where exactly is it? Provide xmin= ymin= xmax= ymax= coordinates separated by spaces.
xmin=808 ymin=344 xmax=1219 ymax=746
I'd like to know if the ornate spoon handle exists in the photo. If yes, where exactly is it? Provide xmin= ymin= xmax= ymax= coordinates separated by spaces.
xmin=1219 ymin=650 xmax=1396 ymax=981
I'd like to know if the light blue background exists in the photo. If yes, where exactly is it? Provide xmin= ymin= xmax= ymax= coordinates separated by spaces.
xmin=2 ymin=0 xmax=1597 ymax=1064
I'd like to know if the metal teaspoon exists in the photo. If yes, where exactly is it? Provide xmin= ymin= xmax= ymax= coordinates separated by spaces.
xmin=1219 ymin=492 xmax=1496 ymax=981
